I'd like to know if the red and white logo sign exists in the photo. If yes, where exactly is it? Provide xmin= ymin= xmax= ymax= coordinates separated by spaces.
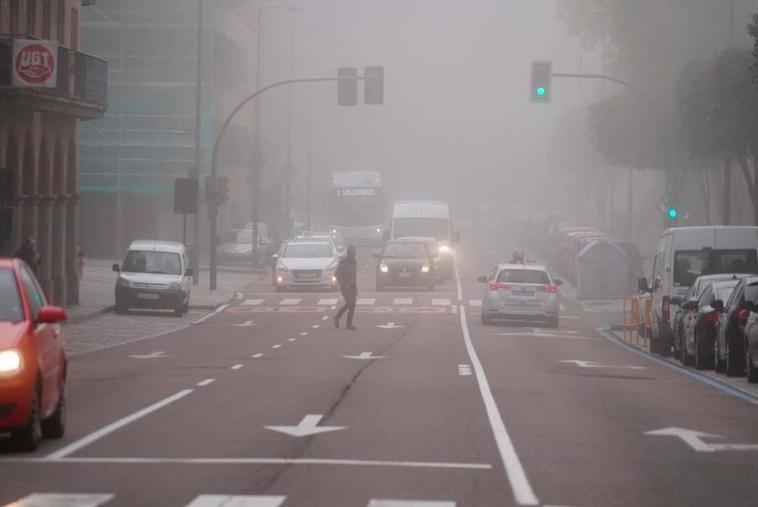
xmin=13 ymin=40 xmax=58 ymax=88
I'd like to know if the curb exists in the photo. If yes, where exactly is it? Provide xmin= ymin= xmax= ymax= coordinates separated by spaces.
xmin=66 ymin=305 xmax=114 ymax=325
xmin=599 ymin=327 xmax=758 ymax=405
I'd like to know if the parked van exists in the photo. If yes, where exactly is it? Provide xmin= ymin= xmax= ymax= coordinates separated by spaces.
xmin=640 ymin=226 xmax=758 ymax=355
xmin=112 ymin=240 xmax=193 ymax=316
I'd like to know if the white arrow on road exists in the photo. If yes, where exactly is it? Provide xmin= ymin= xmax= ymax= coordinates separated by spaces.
xmin=559 ymin=359 xmax=646 ymax=370
xmin=376 ymin=322 xmax=403 ymax=329
xmin=645 ymin=427 xmax=758 ymax=453
xmin=234 ymin=320 xmax=256 ymax=327
xmin=264 ymin=414 xmax=346 ymax=437
xmin=129 ymin=351 xmax=169 ymax=359
xmin=343 ymin=351 xmax=386 ymax=360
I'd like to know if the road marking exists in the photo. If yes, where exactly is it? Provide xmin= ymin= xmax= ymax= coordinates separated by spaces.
xmin=432 ymin=298 xmax=451 ymax=306
xmin=271 ymin=344 xmax=282 ymax=349
xmin=265 ymin=414 xmax=346 ymax=437
xmin=561 ymin=315 xmax=581 ymax=320
xmin=318 ymin=298 xmax=340 ymax=305
xmin=454 ymin=260 xmax=539 ymax=506
xmin=196 ymin=378 xmax=216 ymax=387
xmin=496 ymin=333 xmax=596 ymax=340
xmin=46 ymin=389 xmax=194 ymax=459
xmin=235 ymin=292 xmax=244 ymax=300
xmin=357 ymin=298 xmax=376 ymax=305
xmin=343 ymin=351 xmax=386 ymax=360
xmin=644 ymin=427 xmax=758 ymax=452
xmin=300 ymin=332 xmax=309 ymax=336
xmin=394 ymin=297 xmax=413 ymax=305
xmin=376 ymin=322 xmax=403 ymax=329
xmin=234 ymin=320 xmax=256 ymax=327
xmin=368 ymin=501 xmax=455 ymax=507
xmin=279 ymin=298 xmax=302 ymax=305
xmin=451 ymin=305 xmax=458 ymax=314
xmin=532 ymin=328 xmax=578 ymax=335
xmin=322 ymin=315 xmax=329 ymax=320
xmin=252 ymin=353 xmax=264 ymax=359
xmin=185 ymin=496 xmax=286 ymax=507
xmin=242 ymin=299 xmax=264 ymax=306
xmin=287 ymin=338 xmax=296 ymax=342
xmin=558 ymin=360 xmax=646 ymax=370
xmin=468 ymin=299 xmax=482 ymax=307
xmin=129 ymin=351 xmax=169 ymax=360
xmin=4 ymin=494 xmax=115 ymax=507
xmin=193 ymin=304 xmax=229 ymax=324
xmin=8 ymin=456 xmax=492 ymax=470
xmin=231 ymin=364 xmax=244 ymax=370
xmin=312 ymin=324 xmax=320 ymax=329
xmin=458 ymin=364 xmax=472 ymax=376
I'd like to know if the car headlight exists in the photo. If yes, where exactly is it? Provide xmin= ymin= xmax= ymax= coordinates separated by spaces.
xmin=376 ymin=227 xmax=382 ymax=233
xmin=438 ymin=244 xmax=451 ymax=254
xmin=116 ymin=278 xmax=130 ymax=288
xmin=421 ymin=264 xmax=431 ymax=273
xmin=0 ymin=349 xmax=23 ymax=374
xmin=379 ymin=262 xmax=389 ymax=273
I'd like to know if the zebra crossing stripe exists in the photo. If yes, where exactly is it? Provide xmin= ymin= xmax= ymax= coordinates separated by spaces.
xmin=6 ymin=494 xmax=115 ymax=507
xmin=357 ymin=298 xmax=376 ymax=305
xmin=393 ymin=298 xmax=413 ymax=305
xmin=185 ymin=495 xmax=287 ymax=507
xmin=278 ymin=298 xmax=302 ymax=305
xmin=242 ymin=299 xmax=264 ymax=306
xmin=317 ymin=298 xmax=340 ymax=305
xmin=469 ymin=299 xmax=482 ymax=307
xmin=432 ymin=298 xmax=451 ymax=306
xmin=367 ymin=501 xmax=455 ymax=507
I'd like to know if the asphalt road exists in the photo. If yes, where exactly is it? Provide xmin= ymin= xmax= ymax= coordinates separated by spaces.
xmin=2 ymin=237 xmax=758 ymax=507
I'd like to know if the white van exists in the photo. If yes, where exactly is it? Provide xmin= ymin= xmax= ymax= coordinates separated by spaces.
xmin=641 ymin=226 xmax=758 ymax=355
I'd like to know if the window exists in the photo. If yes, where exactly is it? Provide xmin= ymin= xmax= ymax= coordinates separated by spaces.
xmin=716 ymin=285 xmax=737 ymax=303
xmin=698 ymin=285 xmax=713 ymax=305
xmin=674 ymin=249 xmax=758 ymax=287
xmin=122 ymin=251 xmax=182 ymax=275
xmin=497 ymin=269 xmax=551 ymax=285
xmin=282 ymin=244 xmax=333 ymax=259
xmin=0 ymin=270 xmax=23 ymax=322
xmin=20 ymin=267 xmax=46 ymax=321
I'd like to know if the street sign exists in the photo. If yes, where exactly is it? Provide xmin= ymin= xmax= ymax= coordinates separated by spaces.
xmin=530 ymin=61 xmax=552 ymax=103
xmin=173 ymin=178 xmax=199 ymax=214
xmin=337 ymin=67 xmax=358 ymax=106
xmin=13 ymin=40 xmax=58 ymax=88
xmin=364 ymin=65 xmax=384 ymax=105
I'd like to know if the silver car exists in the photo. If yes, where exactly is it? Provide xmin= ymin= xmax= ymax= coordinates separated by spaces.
xmin=273 ymin=241 xmax=339 ymax=292
xmin=478 ymin=263 xmax=562 ymax=327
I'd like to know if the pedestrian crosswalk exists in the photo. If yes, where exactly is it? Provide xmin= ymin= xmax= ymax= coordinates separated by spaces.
xmin=3 ymin=494 xmax=456 ymax=507
xmin=239 ymin=296 xmax=480 ymax=308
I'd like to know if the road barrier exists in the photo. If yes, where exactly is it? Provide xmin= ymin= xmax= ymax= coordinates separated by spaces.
xmin=621 ymin=294 xmax=651 ymax=350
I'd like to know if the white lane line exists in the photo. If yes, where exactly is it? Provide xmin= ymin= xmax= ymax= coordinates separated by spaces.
xmin=235 ymin=292 xmax=244 ymax=300
xmin=6 ymin=494 xmax=115 ymax=507
xmin=15 ymin=456 xmax=492 ymax=470
xmin=357 ymin=298 xmax=376 ymax=305
xmin=279 ymin=298 xmax=302 ymax=305
xmin=454 ymin=261 xmax=539 ymax=506
xmin=322 ymin=315 xmax=329 ymax=321
xmin=368 ymin=501 xmax=455 ymax=507
xmin=432 ymin=298 xmax=451 ymax=306
xmin=562 ymin=316 xmax=581 ymax=320
xmin=196 ymin=378 xmax=216 ymax=387
xmin=231 ymin=364 xmax=244 ymax=370
xmin=185 ymin=495 xmax=286 ymax=507
xmin=394 ymin=297 xmax=413 ymax=305
xmin=46 ymin=389 xmax=194 ymax=459
xmin=252 ymin=353 xmax=264 ymax=359
xmin=451 ymin=305 xmax=458 ymax=314
xmin=318 ymin=298 xmax=340 ymax=306
xmin=242 ymin=299 xmax=264 ymax=306
xmin=468 ymin=299 xmax=482 ymax=307
xmin=312 ymin=324 xmax=320 ymax=329
xmin=193 ymin=304 xmax=229 ymax=324
xmin=458 ymin=364 xmax=472 ymax=376
xmin=271 ymin=344 xmax=282 ymax=349
xmin=287 ymin=338 xmax=297 ymax=342
xmin=300 ymin=332 xmax=309 ymax=336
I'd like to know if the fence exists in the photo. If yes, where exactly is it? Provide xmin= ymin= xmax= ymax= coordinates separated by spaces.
xmin=620 ymin=294 xmax=652 ymax=350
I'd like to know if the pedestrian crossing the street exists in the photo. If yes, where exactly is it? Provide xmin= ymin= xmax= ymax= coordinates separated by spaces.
xmin=2 ymin=494 xmax=456 ymax=507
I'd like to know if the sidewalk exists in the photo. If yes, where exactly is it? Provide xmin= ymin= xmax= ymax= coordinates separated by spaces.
xmin=66 ymin=259 xmax=262 ymax=323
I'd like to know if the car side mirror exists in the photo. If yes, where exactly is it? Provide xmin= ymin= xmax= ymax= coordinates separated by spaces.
xmin=553 ymin=279 xmax=563 ymax=286
xmin=477 ymin=275 xmax=488 ymax=283
xmin=453 ymin=232 xmax=461 ymax=244
xmin=711 ymin=299 xmax=724 ymax=312
xmin=38 ymin=305 xmax=67 ymax=324
xmin=637 ymin=277 xmax=649 ymax=292
xmin=185 ymin=268 xmax=194 ymax=277
xmin=669 ymin=296 xmax=683 ymax=306
xmin=112 ymin=263 xmax=120 ymax=272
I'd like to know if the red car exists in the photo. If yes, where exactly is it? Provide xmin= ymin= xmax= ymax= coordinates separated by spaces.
xmin=0 ymin=257 xmax=68 ymax=451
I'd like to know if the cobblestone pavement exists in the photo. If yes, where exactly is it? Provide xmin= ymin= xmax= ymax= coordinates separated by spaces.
xmin=62 ymin=309 xmax=209 ymax=355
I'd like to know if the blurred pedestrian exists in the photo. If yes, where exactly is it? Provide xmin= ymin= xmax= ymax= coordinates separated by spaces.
xmin=14 ymin=237 xmax=41 ymax=273
xmin=333 ymin=246 xmax=358 ymax=330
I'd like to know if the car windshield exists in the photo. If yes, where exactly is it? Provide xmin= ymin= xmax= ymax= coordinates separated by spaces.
xmin=498 ymin=269 xmax=550 ymax=284
xmin=383 ymin=242 xmax=428 ymax=258
xmin=0 ymin=269 xmax=23 ymax=322
xmin=674 ymin=249 xmax=758 ymax=287
xmin=393 ymin=217 xmax=450 ymax=241
xmin=122 ymin=251 xmax=182 ymax=275
xmin=715 ymin=284 xmax=738 ymax=302
xmin=283 ymin=244 xmax=333 ymax=258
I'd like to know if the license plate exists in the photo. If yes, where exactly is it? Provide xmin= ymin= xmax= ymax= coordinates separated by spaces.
xmin=136 ymin=293 xmax=159 ymax=300
xmin=298 ymin=274 xmax=318 ymax=279
xmin=512 ymin=290 xmax=534 ymax=297
xmin=398 ymin=272 xmax=412 ymax=278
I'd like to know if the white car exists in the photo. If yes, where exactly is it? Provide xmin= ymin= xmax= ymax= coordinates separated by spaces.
xmin=273 ymin=241 xmax=339 ymax=292
xmin=477 ymin=263 xmax=562 ymax=327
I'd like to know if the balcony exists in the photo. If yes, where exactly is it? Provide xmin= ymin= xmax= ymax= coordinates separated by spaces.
xmin=0 ymin=38 xmax=107 ymax=120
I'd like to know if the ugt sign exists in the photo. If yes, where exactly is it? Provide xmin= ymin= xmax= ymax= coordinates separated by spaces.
xmin=13 ymin=40 xmax=58 ymax=88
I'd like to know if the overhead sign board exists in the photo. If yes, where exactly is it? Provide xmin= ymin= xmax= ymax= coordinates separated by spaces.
xmin=13 ymin=39 xmax=58 ymax=88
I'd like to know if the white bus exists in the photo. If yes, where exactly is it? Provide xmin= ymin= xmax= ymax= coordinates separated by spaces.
xmin=329 ymin=171 xmax=386 ymax=244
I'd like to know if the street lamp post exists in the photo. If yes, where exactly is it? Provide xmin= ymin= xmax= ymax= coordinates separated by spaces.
xmin=191 ymin=0 xmax=203 ymax=285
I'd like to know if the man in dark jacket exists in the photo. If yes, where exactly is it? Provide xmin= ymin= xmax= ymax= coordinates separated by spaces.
xmin=334 ymin=246 xmax=358 ymax=330
xmin=14 ymin=237 xmax=41 ymax=274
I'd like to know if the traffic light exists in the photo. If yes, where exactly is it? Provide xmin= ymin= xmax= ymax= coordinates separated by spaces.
xmin=530 ymin=61 xmax=552 ymax=103
xmin=667 ymin=207 xmax=678 ymax=219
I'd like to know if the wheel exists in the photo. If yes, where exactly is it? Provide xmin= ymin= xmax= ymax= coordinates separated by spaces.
xmin=12 ymin=388 xmax=41 ymax=452
xmin=481 ymin=313 xmax=493 ymax=325
xmin=649 ymin=333 xmax=661 ymax=355
xmin=680 ymin=335 xmax=693 ymax=367
xmin=746 ymin=340 xmax=758 ymax=383
xmin=694 ymin=333 xmax=713 ymax=370
xmin=546 ymin=316 xmax=559 ymax=328
xmin=725 ymin=333 xmax=744 ymax=377
xmin=173 ymin=305 xmax=185 ymax=317
xmin=41 ymin=389 xmax=66 ymax=439
xmin=714 ymin=340 xmax=725 ymax=373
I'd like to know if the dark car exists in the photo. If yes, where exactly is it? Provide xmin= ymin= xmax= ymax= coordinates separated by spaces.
xmin=742 ymin=299 xmax=758 ymax=383
xmin=680 ymin=280 xmax=739 ymax=369
xmin=714 ymin=276 xmax=758 ymax=376
xmin=672 ymin=273 xmax=748 ymax=359
xmin=374 ymin=239 xmax=435 ymax=291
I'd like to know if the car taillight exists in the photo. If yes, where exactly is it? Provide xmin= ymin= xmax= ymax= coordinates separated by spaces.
xmin=536 ymin=284 xmax=558 ymax=293
xmin=705 ymin=310 xmax=720 ymax=326
xmin=489 ymin=282 xmax=510 ymax=291
xmin=738 ymin=309 xmax=751 ymax=322
xmin=662 ymin=296 xmax=670 ymax=322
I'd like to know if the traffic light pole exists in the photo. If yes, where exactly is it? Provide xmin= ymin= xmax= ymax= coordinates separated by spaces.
xmin=208 ymin=75 xmax=367 ymax=290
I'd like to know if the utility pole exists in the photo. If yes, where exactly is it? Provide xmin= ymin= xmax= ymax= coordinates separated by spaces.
xmin=191 ymin=0 xmax=202 ymax=285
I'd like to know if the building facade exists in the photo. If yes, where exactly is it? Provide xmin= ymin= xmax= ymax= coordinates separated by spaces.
xmin=0 ymin=0 xmax=107 ymax=305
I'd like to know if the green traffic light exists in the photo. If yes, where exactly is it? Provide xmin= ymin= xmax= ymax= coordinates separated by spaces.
xmin=536 ymin=87 xmax=546 ymax=96
xmin=668 ymin=208 xmax=678 ymax=219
